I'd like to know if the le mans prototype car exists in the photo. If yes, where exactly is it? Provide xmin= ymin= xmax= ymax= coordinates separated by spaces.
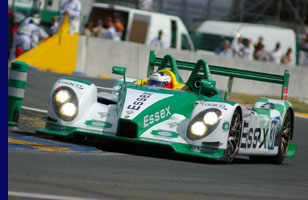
xmin=37 ymin=51 xmax=297 ymax=163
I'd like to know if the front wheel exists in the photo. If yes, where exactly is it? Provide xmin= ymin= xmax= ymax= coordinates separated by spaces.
xmin=224 ymin=108 xmax=242 ymax=163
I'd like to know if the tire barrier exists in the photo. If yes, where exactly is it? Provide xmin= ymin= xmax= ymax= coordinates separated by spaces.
xmin=8 ymin=61 xmax=29 ymax=127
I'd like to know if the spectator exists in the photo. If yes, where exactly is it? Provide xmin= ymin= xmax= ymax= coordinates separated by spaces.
xmin=8 ymin=10 xmax=14 ymax=58
xmin=138 ymin=0 xmax=153 ymax=11
xmin=269 ymin=42 xmax=282 ymax=64
xmin=254 ymin=44 xmax=269 ymax=61
xmin=50 ymin=16 xmax=60 ymax=35
xmin=59 ymin=0 xmax=82 ymax=34
xmin=242 ymin=39 xmax=254 ymax=60
xmin=103 ymin=16 xmax=114 ymax=29
xmin=84 ymin=21 xmax=94 ymax=37
xmin=92 ymin=19 xmax=106 ymax=37
xmin=113 ymin=12 xmax=125 ymax=27
xmin=150 ymin=30 xmax=165 ymax=47
xmin=281 ymin=48 xmax=292 ymax=65
xmin=16 ymin=17 xmax=49 ymax=54
xmin=231 ymin=36 xmax=244 ymax=58
xmin=253 ymin=36 xmax=264 ymax=59
xmin=216 ymin=40 xmax=232 ymax=57
xmin=9 ymin=14 xmax=41 ymax=61
xmin=298 ymin=33 xmax=308 ymax=66
xmin=100 ymin=22 xmax=125 ymax=41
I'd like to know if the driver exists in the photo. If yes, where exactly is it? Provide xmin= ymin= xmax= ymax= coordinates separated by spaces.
xmin=148 ymin=72 xmax=172 ymax=88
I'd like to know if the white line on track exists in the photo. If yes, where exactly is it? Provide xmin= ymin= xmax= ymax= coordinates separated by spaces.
xmin=21 ymin=106 xmax=48 ymax=114
xmin=8 ymin=191 xmax=104 ymax=200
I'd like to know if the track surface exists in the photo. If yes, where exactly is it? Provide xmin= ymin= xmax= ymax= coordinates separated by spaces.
xmin=8 ymin=69 xmax=308 ymax=200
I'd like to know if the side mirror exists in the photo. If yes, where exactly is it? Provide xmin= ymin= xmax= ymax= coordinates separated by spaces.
xmin=200 ymin=79 xmax=217 ymax=96
xmin=112 ymin=66 xmax=126 ymax=84
xmin=201 ymin=79 xmax=216 ymax=88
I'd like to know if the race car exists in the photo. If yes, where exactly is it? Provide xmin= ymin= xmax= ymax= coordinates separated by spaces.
xmin=36 ymin=50 xmax=297 ymax=163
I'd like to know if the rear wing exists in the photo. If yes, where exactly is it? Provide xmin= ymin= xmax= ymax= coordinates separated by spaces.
xmin=147 ymin=50 xmax=289 ymax=100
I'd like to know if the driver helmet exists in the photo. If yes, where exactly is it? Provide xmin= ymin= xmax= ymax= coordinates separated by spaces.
xmin=148 ymin=72 xmax=171 ymax=88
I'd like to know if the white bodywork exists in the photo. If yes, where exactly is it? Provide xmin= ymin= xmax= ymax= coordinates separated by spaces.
xmin=48 ymin=78 xmax=287 ymax=157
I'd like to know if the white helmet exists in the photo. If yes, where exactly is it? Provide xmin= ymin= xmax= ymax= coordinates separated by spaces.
xmin=148 ymin=72 xmax=171 ymax=88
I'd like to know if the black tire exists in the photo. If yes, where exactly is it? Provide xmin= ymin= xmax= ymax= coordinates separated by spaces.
xmin=224 ymin=108 xmax=242 ymax=163
xmin=269 ymin=109 xmax=293 ymax=164
xmin=250 ymin=109 xmax=293 ymax=164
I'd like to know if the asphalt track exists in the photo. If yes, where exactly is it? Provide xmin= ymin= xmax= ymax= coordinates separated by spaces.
xmin=8 ymin=68 xmax=308 ymax=200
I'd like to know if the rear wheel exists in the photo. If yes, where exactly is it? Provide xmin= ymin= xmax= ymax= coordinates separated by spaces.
xmin=269 ymin=109 xmax=292 ymax=164
xmin=224 ymin=109 xmax=242 ymax=163
xmin=250 ymin=109 xmax=293 ymax=164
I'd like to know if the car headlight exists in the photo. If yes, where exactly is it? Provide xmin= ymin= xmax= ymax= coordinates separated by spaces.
xmin=52 ymin=86 xmax=78 ymax=121
xmin=191 ymin=121 xmax=207 ymax=136
xmin=203 ymin=111 xmax=218 ymax=125
xmin=55 ymin=90 xmax=71 ymax=103
xmin=187 ymin=108 xmax=222 ymax=140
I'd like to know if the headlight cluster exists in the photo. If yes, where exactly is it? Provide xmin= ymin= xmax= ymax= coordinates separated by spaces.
xmin=187 ymin=108 xmax=222 ymax=140
xmin=52 ymin=86 xmax=78 ymax=121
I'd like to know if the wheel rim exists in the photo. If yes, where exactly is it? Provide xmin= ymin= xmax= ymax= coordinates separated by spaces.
xmin=281 ymin=110 xmax=292 ymax=156
xmin=227 ymin=110 xmax=241 ymax=159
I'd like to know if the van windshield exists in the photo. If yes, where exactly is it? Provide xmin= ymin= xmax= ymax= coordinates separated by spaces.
xmin=194 ymin=33 xmax=233 ymax=52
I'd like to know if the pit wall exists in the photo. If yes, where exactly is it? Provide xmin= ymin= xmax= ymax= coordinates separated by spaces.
xmin=75 ymin=36 xmax=308 ymax=99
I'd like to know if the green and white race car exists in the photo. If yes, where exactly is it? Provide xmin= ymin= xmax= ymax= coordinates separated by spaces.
xmin=37 ymin=51 xmax=297 ymax=163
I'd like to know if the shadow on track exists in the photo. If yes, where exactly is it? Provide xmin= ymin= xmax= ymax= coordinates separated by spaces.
xmin=9 ymin=125 xmax=273 ymax=166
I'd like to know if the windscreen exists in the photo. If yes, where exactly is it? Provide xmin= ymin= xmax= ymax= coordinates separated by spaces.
xmin=194 ymin=33 xmax=233 ymax=52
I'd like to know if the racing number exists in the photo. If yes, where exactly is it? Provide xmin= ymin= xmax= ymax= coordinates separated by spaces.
xmin=268 ymin=121 xmax=278 ymax=150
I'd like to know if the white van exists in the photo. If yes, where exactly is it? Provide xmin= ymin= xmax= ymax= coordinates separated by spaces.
xmin=86 ymin=3 xmax=195 ymax=51
xmin=194 ymin=20 xmax=296 ymax=65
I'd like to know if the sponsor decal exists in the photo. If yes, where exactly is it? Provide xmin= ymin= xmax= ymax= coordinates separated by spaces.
xmin=151 ymin=130 xmax=178 ymax=138
xmin=191 ymin=145 xmax=218 ymax=154
xmin=144 ymin=106 xmax=171 ymax=127
xmin=198 ymin=102 xmax=228 ymax=110
xmin=241 ymin=121 xmax=264 ymax=149
xmin=222 ymin=122 xmax=230 ymax=131
xmin=85 ymin=120 xmax=112 ymax=128
xmin=127 ymin=92 xmax=153 ymax=111
xmin=58 ymin=80 xmax=84 ymax=90
xmin=240 ymin=118 xmax=280 ymax=150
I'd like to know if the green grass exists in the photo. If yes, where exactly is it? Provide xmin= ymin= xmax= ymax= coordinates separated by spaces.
xmin=229 ymin=93 xmax=308 ymax=114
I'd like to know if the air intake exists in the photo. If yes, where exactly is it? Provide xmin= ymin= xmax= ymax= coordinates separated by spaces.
xmin=116 ymin=120 xmax=138 ymax=138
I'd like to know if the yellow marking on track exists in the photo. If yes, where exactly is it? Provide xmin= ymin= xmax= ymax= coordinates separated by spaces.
xmin=20 ymin=116 xmax=45 ymax=128
xmin=8 ymin=138 xmax=73 ymax=152
xmin=295 ymin=112 xmax=308 ymax=117
xmin=98 ymin=74 xmax=112 ymax=79
xmin=240 ymin=104 xmax=253 ymax=107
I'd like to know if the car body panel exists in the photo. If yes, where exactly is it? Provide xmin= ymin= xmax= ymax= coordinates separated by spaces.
xmin=36 ymin=51 xmax=296 ymax=162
